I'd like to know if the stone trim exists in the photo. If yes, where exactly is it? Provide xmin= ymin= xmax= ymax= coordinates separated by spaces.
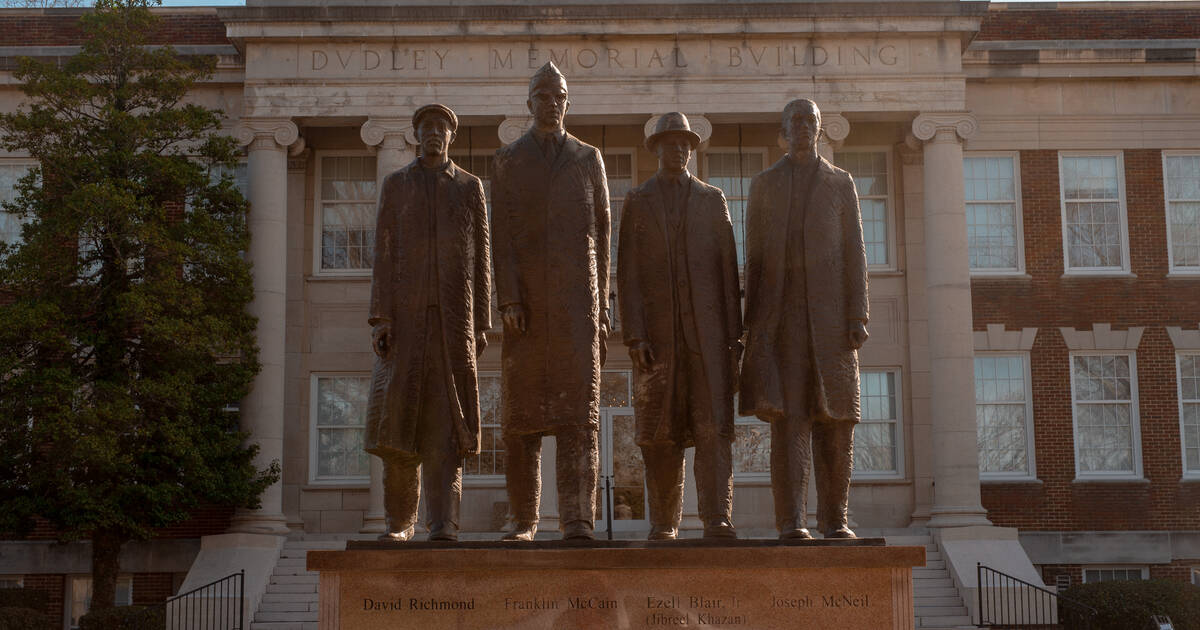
xmin=1058 ymin=323 xmax=1144 ymax=350
xmin=235 ymin=117 xmax=300 ymax=150
xmin=498 ymin=116 xmax=533 ymax=146
xmin=1166 ymin=325 xmax=1200 ymax=350
xmin=973 ymin=324 xmax=1038 ymax=351
xmin=360 ymin=117 xmax=417 ymax=148
xmin=911 ymin=112 xmax=979 ymax=143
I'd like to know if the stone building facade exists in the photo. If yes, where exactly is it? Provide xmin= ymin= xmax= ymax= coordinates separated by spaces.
xmin=1 ymin=1 xmax=1199 ymax=627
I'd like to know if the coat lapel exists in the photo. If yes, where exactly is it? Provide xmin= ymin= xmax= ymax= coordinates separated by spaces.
xmin=644 ymin=175 xmax=671 ymax=252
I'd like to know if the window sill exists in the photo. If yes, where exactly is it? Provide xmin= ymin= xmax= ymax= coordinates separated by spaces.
xmin=1060 ymin=271 xmax=1137 ymax=279
xmin=303 ymin=482 xmax=370 ymax=491
xmin=1071 ymin=477 xmax=1149 ymax=485
xmin=1179 ymin=476 xmax=1200 ymax=483
xmin=982 ymin=477 xmax=1043 ymax=485
xmin=971 ymin=273 xmax=1032 ymax=281
xmin=1166 ymin=272 xmax=1200 ymax=279
xmin=850 ymin=476 xmax=908 ymax=485
xmin=868 ymin=270 xmax=904 ymax=278
xmin=307 ymin=274 xmax=371 ymax=282
xmin=463 ymin=477 xmax=507 ymax=488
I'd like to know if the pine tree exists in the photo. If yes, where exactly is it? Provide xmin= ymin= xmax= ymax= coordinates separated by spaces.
xmin=0 ymin=0 xmax=277 ymax=611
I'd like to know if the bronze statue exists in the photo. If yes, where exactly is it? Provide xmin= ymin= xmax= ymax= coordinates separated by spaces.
xmin=617 ymin=113 xmax=742 ymax=540
xmin=491 ymin=62 xmax=611 ymax=541
xmin=365 ymin=103 xmax=492 ymax=543
xmin=739 ymin=99 xmax=869 ymax=540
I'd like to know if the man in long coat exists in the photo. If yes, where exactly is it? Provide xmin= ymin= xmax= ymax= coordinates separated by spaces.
xmin=739 ymin=98 xmax=869 ymax=540
xmin=491 ymin=62 xmax=611 ymax=541
xmin=618 ymin=112 xmax=742 ymax=540
xmin=365 ymin=103 xmax=492 ymax=542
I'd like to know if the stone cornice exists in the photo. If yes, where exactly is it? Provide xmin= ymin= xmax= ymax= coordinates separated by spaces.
xmin=911 ymin=112 xmax=978 ymax=143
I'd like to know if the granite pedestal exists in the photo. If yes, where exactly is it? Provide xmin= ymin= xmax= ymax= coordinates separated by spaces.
xmin=309 ymin=539 xmax=924 ymax=629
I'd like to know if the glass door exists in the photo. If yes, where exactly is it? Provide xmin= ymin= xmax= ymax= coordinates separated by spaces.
xmin=595 ymin=371 xmax=649 ymax=535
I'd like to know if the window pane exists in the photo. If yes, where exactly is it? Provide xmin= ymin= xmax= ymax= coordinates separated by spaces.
xmin=321 ymin=203 xmax=376 ymax=270
xmin=855 ymin=371 xmax=898 ymax=474
xmin=315 ymin=376 xmax=369 ymax=480
xmin=0 ymin=163 xmax=32 ymax=247
xmin=836 ymin=152 xmax=890 ymax=266
xmin=733 ymin=420 xmax=771 ymax=474
xmin=1181 ymin=355 xmax=1200 ymax=473
xmin=975 ymin=355 xmax=1031 ymax=475
xmin=1166 ymin=154 xmax=1200 ymax=269
xmin=600 ymin=370 xmax=630 ymax=407
xmin=705 ymin=151 xmax=763 ymax=267
xmin=604 ymin=152 xmax=634 ymax=275
xmin=1065 ymin=201 xmax=1123 ymax=268
xmin=464 ymin=374 xmax=505 ymax=476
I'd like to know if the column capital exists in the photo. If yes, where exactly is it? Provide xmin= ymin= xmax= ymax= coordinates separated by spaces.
xmin=643 ymin=113 xmax=713 ymax=146
xmin=498 ymin=116 xmax=533 ymax=146
xmin=911 ymin=112 xmax=978 ymax=144
xmin=361 ymin=117 xmax=417 ymax=149
xmin=821 ymin=113 xmax=850 ymax=146
xmin=235 ymin=118 xmax=301 ymax=151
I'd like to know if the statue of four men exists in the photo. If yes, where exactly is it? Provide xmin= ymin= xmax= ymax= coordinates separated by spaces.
xmin=366 ymin=62 xmax=869 ymax=543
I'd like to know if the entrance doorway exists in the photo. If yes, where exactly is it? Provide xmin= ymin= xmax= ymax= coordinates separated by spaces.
xmin=595 ymin=371 xmax=648 ymax=535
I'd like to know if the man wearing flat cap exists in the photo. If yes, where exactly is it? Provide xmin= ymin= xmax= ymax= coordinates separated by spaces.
xmin=365 ymin=103 xmax=492 ymax=542
xmin=491 ymin=61 xmax=611 ymax=541
xmin=617 ymin=112 xmax=742 ymax=540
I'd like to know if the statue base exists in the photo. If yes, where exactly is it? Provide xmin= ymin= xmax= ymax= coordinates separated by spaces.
xmin=309 ymin=539 xmax=924 ymax=630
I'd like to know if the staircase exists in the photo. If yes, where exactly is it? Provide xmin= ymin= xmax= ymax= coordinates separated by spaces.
xmin=887 ymin=534 xmax=974 ymax=630
xmin=250 ymin=538 xmax=345 ymax=630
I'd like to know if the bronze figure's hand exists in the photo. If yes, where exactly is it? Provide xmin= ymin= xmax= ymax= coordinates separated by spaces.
xmin=501 ymin=304 xmax=527 ymax=334
xmin=629 ymin=341 xmax=655 ymax=371
xmin=848 ymin=321 xmax=869 ymax=350
xmin=371 ymin=323 xmax=390 ymax=358
xmin=475 ymin=331 xmax=488 ymax=358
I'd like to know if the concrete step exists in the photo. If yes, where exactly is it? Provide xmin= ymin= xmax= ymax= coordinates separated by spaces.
xmin=258 ymin=600 xmax=318 ymax=613
xmin=925 ymin=559 xmax=946 ymax=570
xmin=915 ymin=596 xmax=965 ymax=607
xmin=924 ymin=551 xmax=943 ymax=562
xmin=264 ymin=582 xmax=317 ymax=594
xmin=276 ymin=557 xmax=308 ymax=567
xmin=273 ymin=565 xmax=317 ymax=576
xmin=262 ymin=592 xmax=318 ymax=603
xmin=918 ymin=587 xmax=960 ymax=598
xmin=916 ymin=606 xmax=967 ymax=617
xmin=270 ymin=574 xmax=319 ymax=585
xmin=916 ymin=615 xmax=973 ymax=627
xmin=913 ymin=577 xmax=954 ymax=588
xmin=250 ymin=623 xmax=317 ymax=630
xmin=256 ymin=611 xmax=319 ymax=623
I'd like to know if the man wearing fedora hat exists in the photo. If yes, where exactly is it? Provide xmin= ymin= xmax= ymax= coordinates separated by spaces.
xmin=365 ymin=103 xmax=492 ymax=542
xmin=617 ymin=112 xmax=742 ymax=540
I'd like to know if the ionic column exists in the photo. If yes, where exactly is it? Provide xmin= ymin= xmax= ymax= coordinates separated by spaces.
xmin=357 ymin=119 xmax=418 ymax=534
xmin=498 ymin=116 xmax=533 ymax=146
xmin=229 ymin=118 xmax=302 ymax=535
xmin=817 ymin=113 xmax=850 ymax=161
xmin=910 ymin=113 xmax=991 ymax=529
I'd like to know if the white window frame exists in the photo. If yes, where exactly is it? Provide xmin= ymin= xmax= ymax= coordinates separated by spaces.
xmin=1069 ymin=351 xmax=1143 ymax=480
xmin=1192 ymin=566 xmax=1200 ymax=586
xmin=834 ymin=147 xmax=897 ymax=271
xmin=701 ymin=146 xmax=769 ymax=270
xmin=448 ymin=149 xmax=496 ymax=203
xmin=1058 ymin=151 xmax=1131 ymax=275
xmin=0 ymin=576 xmax=22 ymax=588
xmin=965 ymin=151 xmax=1026 ymax=276
xmin=308 ymin=372 xmax=371 ymax=487
xmin=602 ymin=147 xmax=638 ymax=276
xmin=732 ymin=409 xmax=771 ymax=483
xmin=463 ymin=370 xmax=505 ymax=485
xmin=312 ymin=150 xmax=378 ymax=277
xmin=1081 ymin=566 xmax=1149 ymax=584
xmin=1177 ymin=352 xmax=1200 ymax=480
xmin=1162 ymin=150 xmax=1200 ymax=275
xmin=0 ymin=158 xmax=36 ymax=249
xmin=67 ymin=575 xmax=132 ymax=630
xmin=975 ymin=352 xmax=1037 ymax=481
xmin=853 ymin=367 xmax=905 ymax=480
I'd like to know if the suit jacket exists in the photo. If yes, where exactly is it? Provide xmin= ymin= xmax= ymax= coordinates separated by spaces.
xmin=739 ymin=155 xmax=869 ymax=423
xmin=365 ymin=159 xmax=492 ymax=458
xmin=491 ymin=130 xmax=611 ymax=435
xmin=618 ymin=173 xmax=742 ymax=446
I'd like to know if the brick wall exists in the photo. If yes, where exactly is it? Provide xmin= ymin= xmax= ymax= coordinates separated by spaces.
xmin=22 ymin=573 xmax=64 ymax=623
xmin=131 ymin=573 xmax=174 ymax=606
xmin=975 ymin=149 xmax=1200 ymax=531
xmin=980 ymin=7 xmax=1200 ymax=41
xmin=0 ymin=11 xmax=229 ymax=48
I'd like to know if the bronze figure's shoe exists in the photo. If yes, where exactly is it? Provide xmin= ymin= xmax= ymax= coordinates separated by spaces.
xmin=502 ymin=522 xmax=538 ymax=541
xmin=779 ymin=528 xmax=813 ymax=540
xmin=378 ymin=525 xmax=415 ymax=542
xmin=428 ymin=522 xmax=459 ymax=542
xmin=647 ymin=525 xmax=678 ymax=541
xmin=562 ymin=521 xmax=596 ymax=540
xmin=823 ymin=526 xmax=857 ymax=539
xmin=702 ymin=519 xmax=737 ymax=539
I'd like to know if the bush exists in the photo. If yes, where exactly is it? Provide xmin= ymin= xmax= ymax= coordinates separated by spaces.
xmin=78 ymin=606 xmax=163 ymax=630
xmin=0 ymin=606 xmax=53 ymax=630
xmin=0 ymin=588 xmax=47 ymax=611
xmin=1060 ymin=579 xmax=1200 ymax=630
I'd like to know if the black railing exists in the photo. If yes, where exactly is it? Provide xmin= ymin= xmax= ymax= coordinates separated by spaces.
xmin=977 ymin=564 xmax=1097 ymax=630
xmin=132 ymin=570 xmax=244 ymax=630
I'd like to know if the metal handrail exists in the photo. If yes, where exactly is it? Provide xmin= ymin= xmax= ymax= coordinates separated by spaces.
xmin=977 ymin=563 xmax=1098 ymax=630
xmin=131 ymin=569 xmax=244 ymax=630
